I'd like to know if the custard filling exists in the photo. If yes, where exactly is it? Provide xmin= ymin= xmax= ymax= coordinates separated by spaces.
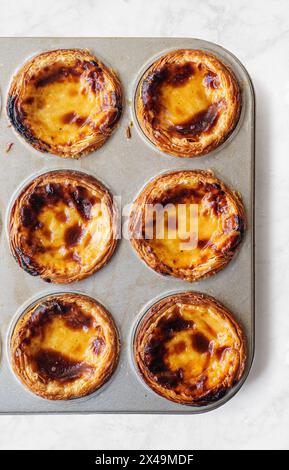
xmin=13 ymin=298 xmax=109 ymax=384
xmin=11 ymin=175 xmax=114 ymax=280
xmin=142 ymin=62 xmax=226 ymax=137
xmin=143 ymin=182 xmax=241 ymax=270
xmin=143 ymin=303 xmax=240 ymax=393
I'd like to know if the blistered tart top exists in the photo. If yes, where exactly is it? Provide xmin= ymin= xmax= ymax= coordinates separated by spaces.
xmin=9 ymin=170 xmax=117 ymax=284
xmin=129 ymin=170 xmax=245 ymax=282
xmin=7 ymin=49 xmax=122 ymax=158
xmin=134 ymin=292 xmax=246 ymax=405
xmin=11 ymin=293 xmax=119 ymax=400
xmin=136 ymin=49 xmax=241 ymax=157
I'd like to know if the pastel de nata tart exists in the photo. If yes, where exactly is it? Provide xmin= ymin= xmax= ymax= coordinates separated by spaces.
xmin=129 ymin=170 xmax=245 ymax=282
xmin=11 ymin=293 xmax=119 ymax=400
xmin=9 ymin=170 xmax=117 ymax=284
xmin=134 ymin=292 xmax=246 ymax=405
xmin=7 ymin=48 xmax=122 ymax=158
xmin=136 ymin=49 xmax=241 ymax=157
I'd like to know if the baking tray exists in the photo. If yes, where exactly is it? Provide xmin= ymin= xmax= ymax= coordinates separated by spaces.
xmin=0 ymin=37 xmax=255 ymax=414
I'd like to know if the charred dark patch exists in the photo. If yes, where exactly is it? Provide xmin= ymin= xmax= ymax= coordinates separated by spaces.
xmin=198 ymin=387 xmax=228 ymax=404
xmin=14 ymin=247 xmax=40 ymax=277
xmin=160 ymin=186 xmax=203 ymax=206
xmin=14 ymin=179 xmax=100 ymax=268
xmin=18 ymin=181 xmax=97 ymax=243
xmin=71 ymin=186 xmax=96 ymax=220
xmin=7 ymin=95 xmax=42 ymax=148
xmin=198 ymin=239 xmax=209 ymax=249
xmin=24 ymin=299 xmax=94 ymax=340
xmin=33 ymin=348 xmax=93 ymax=383
xmin=158 ymin=308 xmax=195 ymax=334
xmin=191 ymin=332 xmax=210 ymax=354
xmin=34 ymin=66 xmax=81 ymax=88
xmin=156 ymin=368 xmax=184 ymax=389
xmin=143 ymin=308 xmax=195 ymax=389
xmin=64 ymin=224 xmax=83 ymax=247
xmin=84 ymin=61 xmax=104 ymax=93
xmin=170 ymin=102 xmax=220 ymax=138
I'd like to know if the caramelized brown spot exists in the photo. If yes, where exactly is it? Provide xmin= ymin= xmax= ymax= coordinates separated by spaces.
xmin=158 ymin=308 xmax=195 ymax=334
xmin=61 ymin=112 xmax=89 ymax=127
xmin=142 ymin=62 xmax=195 ymax=114
xmin=84 ymin=61 xmax=104 ymax=93
xmin=160 ymin=186 xmax=203 ymax=206
xmin=55 ymin=211 xmax=68 ymax=223
xmin=173 ymin=341 xmax=186 ymax=354
xmin=33 ymin=348 xmax=93 ymax=383
xmin=205 ymin=186 xmax=228 ymax=216
xmin=71 ymin=186 xmax=96 ymax=220
xmin=171 ymin=102 xmax=220 ymax=138
xmin=191 ymin=332 xmax=210 ymax=353
xmin=143 ymin=308 xmax=195 ymax=388
xmin=20 ymin=182 xmax=97 ymax=240
xmin=64 ymin=224 xmax=83 ymax=247
xmin=23 ymin=97 xmax=34 ymax=105
xmin=35 ymin=66 xmax=81 ymax=88
xmin=198 ymin=239 xmax=209 ymax=249
xmin=215 ymin=346 xmax=230 ymax=360
xmin=156 ymin=368 xmax=184 ymax=389
xmin=61 ymin=112 xmax=77 ymax=124
xmin=26 ymin=299 xmax=94 ymax=338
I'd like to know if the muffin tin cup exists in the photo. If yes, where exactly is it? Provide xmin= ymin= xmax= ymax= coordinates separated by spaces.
xmin=0 ymin=37 xmax=254 ymax=413
xmin=6 ymin=290 xmax=121 ymax=406
xmin=5 ymin=167 xmax=121 ymax=259
xmin=130 ymin=290 xmax=249 ymax=413
xmin=131 ymin=45 xmax=247 ymax=160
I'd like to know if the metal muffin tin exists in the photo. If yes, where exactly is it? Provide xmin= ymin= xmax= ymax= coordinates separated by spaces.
xmin=0 ymin=37 xmax=255 ymax=414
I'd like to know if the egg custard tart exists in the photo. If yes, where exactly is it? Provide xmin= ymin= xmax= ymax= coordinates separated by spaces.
xmin=9 ymin=170 xmax=117 ymax=283
xmin=136 ymin=49 xmax=241 ymax=157
xmin=129 ymin=170 xmax=245 ymax=281
xmin=134 ymin=292 xmax=246 ymax=405
xmin=7 ymin=49 xmax=122 ymax=158
xmin=11 ymin=293 xmax=119 ymax=400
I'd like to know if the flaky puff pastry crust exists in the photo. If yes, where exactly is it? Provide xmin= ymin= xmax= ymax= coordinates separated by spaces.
xmin=134 ymin=292 xmax=246 ymax=405
xmin=7 ymin=49 xmax=122 ymax=158
xmin=136 ymin=49 xmax=241 ymax=157
xmin=11 ymin=293 xmax=120 ymax=400
xmin=129 ymin=170 xmax=245 ymax=281
xmin=9 ymin=170 xmax=117 ymax=284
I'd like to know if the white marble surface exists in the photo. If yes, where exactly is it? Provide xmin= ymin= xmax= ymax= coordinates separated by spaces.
xmin=0 ymin=0 xmax=288 ymax=450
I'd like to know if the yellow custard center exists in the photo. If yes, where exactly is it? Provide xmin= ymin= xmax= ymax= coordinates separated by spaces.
xmin=147 ymin=198 xmax=221 ymax=269
xmin=158 ymin=72 xmax=213 ymax=126
xmin=22 ymin=68 xmax=107 ymax=146
xmin=26 ymin=200 xmax=111 ymax=275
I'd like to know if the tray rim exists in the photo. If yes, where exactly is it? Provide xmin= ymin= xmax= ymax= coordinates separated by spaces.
xmin=0 ymin=36 xmax=255 ymax=414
